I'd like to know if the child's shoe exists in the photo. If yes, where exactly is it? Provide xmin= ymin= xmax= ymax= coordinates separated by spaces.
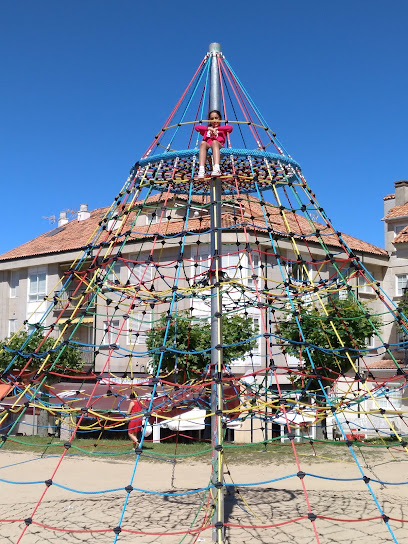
xmin=197 ymin=168 xmax=205 ymax=180
xmin=211 ymin=166 xmax=221 ymax=177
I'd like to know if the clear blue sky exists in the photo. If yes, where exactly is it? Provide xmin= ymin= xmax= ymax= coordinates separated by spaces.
xmin=1 ymin=1 xmax=407 ymax=255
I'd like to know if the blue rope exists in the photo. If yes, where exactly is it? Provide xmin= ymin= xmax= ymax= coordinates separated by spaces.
xmin=139 ymin=148 xmax=300 ymax=168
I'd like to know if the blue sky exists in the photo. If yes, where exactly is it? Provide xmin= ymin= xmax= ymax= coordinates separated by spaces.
xmin=1 ymin=1 xmax=407 ymax=255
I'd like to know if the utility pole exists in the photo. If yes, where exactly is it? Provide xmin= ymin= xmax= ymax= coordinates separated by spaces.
xmin=208 ymin=42 xmax=225 ymax=544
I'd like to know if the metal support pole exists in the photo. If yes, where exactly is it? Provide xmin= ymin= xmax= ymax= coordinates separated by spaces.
xmin=209 ymin=42 xmax=222 ymax=114
xmin=210 ymin=176 xmax=224 ymax=543
xmin=208 ymin=41 xmax=224 ymax=544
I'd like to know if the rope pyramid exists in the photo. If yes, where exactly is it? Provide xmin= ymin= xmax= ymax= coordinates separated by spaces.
xmin=0 ymin=47 xmax=407 ymax=543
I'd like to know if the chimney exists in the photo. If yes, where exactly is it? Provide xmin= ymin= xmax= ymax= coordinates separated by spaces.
xmin=78 ymin=203 xmax=91 ymax=222
xmin=58 ymin=211 xmax=69 ymax=227
xmin=394 ymin=180 xmax=408 ymax=206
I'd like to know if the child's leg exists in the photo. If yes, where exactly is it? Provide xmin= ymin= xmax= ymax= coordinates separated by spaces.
xmin=128 ymin=431 xmax=138 ymax=446
xmin=211 ymin=142 xmax=221 ymax=175
xmin=197 ymin=141 xmax=210 ymax=178
xmin=199 ymin=141 xmax=210 ymax=167
xmin=211 ymin=141 xmax=221 ymax=166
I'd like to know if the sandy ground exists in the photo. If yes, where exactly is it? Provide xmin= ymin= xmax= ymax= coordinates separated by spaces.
xmin=0 ymin=447 xmax=407 ymax=544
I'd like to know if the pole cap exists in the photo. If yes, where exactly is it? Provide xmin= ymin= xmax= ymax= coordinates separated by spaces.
xmin=209 ymin=42 xmax=221 ymax=55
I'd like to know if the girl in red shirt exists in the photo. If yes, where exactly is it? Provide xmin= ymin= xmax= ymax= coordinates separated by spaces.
xmin=194 ymin=110 xmax=233 ymax=179
xmin=127 ymin=393 xmax=145 ymax=450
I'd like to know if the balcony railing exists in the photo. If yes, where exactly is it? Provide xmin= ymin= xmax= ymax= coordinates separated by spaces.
xmin=53 ymin=289 xmax=96 ymax=311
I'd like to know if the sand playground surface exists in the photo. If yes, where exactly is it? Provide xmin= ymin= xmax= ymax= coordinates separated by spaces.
xmin=0 ymin=447 xmax=407 ymax=544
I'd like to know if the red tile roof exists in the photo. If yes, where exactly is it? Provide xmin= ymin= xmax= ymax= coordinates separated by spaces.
xmin=368 ymin=359 xmax=405 ymax=369
xmin=394 ymin=225 xmax=408 ymax=244
xmin=0 ymin=193 xmax=387 ymax=262
xmin=384 ymin=202 xmax=408 ymax=220
xmin=383 ymin=194 xmax=395 ymax=201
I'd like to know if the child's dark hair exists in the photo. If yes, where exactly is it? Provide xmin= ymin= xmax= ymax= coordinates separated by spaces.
xmin=129 ymin=392 xmax=136 ymax=399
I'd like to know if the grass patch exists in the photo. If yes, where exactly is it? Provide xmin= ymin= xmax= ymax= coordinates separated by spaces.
xmin=0 ymin=435 xmax=394 ymax=465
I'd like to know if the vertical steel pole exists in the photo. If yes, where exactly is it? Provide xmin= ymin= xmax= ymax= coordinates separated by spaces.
xmin=209 ymin=42 xmax=222 ymax=114
xmin=208 ymin=42 xmax=224 ymax=544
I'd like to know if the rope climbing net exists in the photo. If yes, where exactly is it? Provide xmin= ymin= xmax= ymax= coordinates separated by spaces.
xmin=0 ymin=48 xmax=407 ymax=544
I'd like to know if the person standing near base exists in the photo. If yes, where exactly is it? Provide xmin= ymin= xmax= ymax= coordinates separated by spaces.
xmin=127 ymin=392 xmax=145 ymax=450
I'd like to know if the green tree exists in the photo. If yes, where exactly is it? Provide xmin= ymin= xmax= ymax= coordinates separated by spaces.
xmin=146 ymin=312 xmax=257 ymax=377
xmin=398 ymin=290 xmax=408 ymax=320
xmin=0 ymin=330 xmax=84 ymax=376
xmin=278 ymin=297 xmax=382 ymax=394
xmin=1 ymin=330 xmax=84 ymax=437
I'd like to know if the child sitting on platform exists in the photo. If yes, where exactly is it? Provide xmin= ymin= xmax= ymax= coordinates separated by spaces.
xmin=194 ymin=110 xmax=233 ymax=179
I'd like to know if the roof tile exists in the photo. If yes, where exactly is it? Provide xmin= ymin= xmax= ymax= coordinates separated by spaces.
xmin=0 ymin=193 xmax=387 ymax=262
xmin=384 ymin=202 xmax=408 ymax=220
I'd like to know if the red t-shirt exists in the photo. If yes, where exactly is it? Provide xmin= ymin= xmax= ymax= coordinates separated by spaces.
xmin=128 ymin=399 xmax=144 ymax=433
xmin=194 ymin=124 xmax=233 ymax=146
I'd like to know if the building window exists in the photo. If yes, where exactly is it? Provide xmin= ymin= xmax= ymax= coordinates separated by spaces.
xmin=28 ymin=269 xmax=47 ymax=302
xmin=192 ymin=245 xmax=211 ymax=280
xmin=128 ymin=258 xmax=153 ymax=289
xmin=223 ymin=249 xmax=241 ymax=281
xmin=327 ymin=265 xmax=348 ymax=300
xmin=128 ymin=313 xmax=150 ymax=345
xmin=107 ymin=219 xmax=123 ymax=231
xmin=394 ymin=224 xmax=405 ymax=238
xmin=397 ymin=327 xmax=408 ymax=346
xmin=145 ymin=213 xmax=160 ymax=225
xmin=358 ymin=273 xmax=376 ymax=294
xmin=396 ymin=274 xmax=408 ymax=297
xmin=26 ymin=312 xmax=44 ymax=333
xmin=247 ymin=254 xmax=262 ymax=289
xmin=365 ymin=335 xmax=375 ymax=349
xmin=287 ymin=261 xmax=309 ymax=283
xmin=103 ymin=319 xmax=120 ymax=345
xmin=106 ymin=263 xmax=121 ymax=285
xmin=10 ymin=271 xmax=19 ymax=298
xmin=377 ymin=388 xmax=402 ymax=410
xmin=232 ymin=314 xmax=261 ymax=367
xmin=8 ymin=319 xmax=17 ymax=336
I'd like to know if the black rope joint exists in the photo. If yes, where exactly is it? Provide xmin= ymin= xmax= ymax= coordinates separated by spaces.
xmin=382 ymin=514 xmax=390 ymax=523
xmin=113 ymin=526 xmax=122 ymax=535
xmin=297 ymin=471 xmax=306 ymax=479
xmin=64 ymin=442 xmax=71 ymax=449
xmin=363 ymin=476 xmax=370 ymax=484
xmin=45 ymin=479 xmax=53 ymax=487
xmin=24 ymin=518 xmax=32 ymax=526
xmin=215 ymin=445 xmax=223 ymax=452
xmin=308 ymin=512 xmax=317 ymax=522
xmin=215 ymin=521 xmax=224 ymax=529
xmin=125 ymin=485 xmax=133 ymax=493
xmin=135 ymin=447 xmax=143 ymax=455
xmin=215 ymin=481 xmax=223 ymax=489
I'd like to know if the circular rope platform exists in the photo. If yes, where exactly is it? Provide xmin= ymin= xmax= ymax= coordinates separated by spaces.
xmin=138 ymin=149 xmax=301 ymax=195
